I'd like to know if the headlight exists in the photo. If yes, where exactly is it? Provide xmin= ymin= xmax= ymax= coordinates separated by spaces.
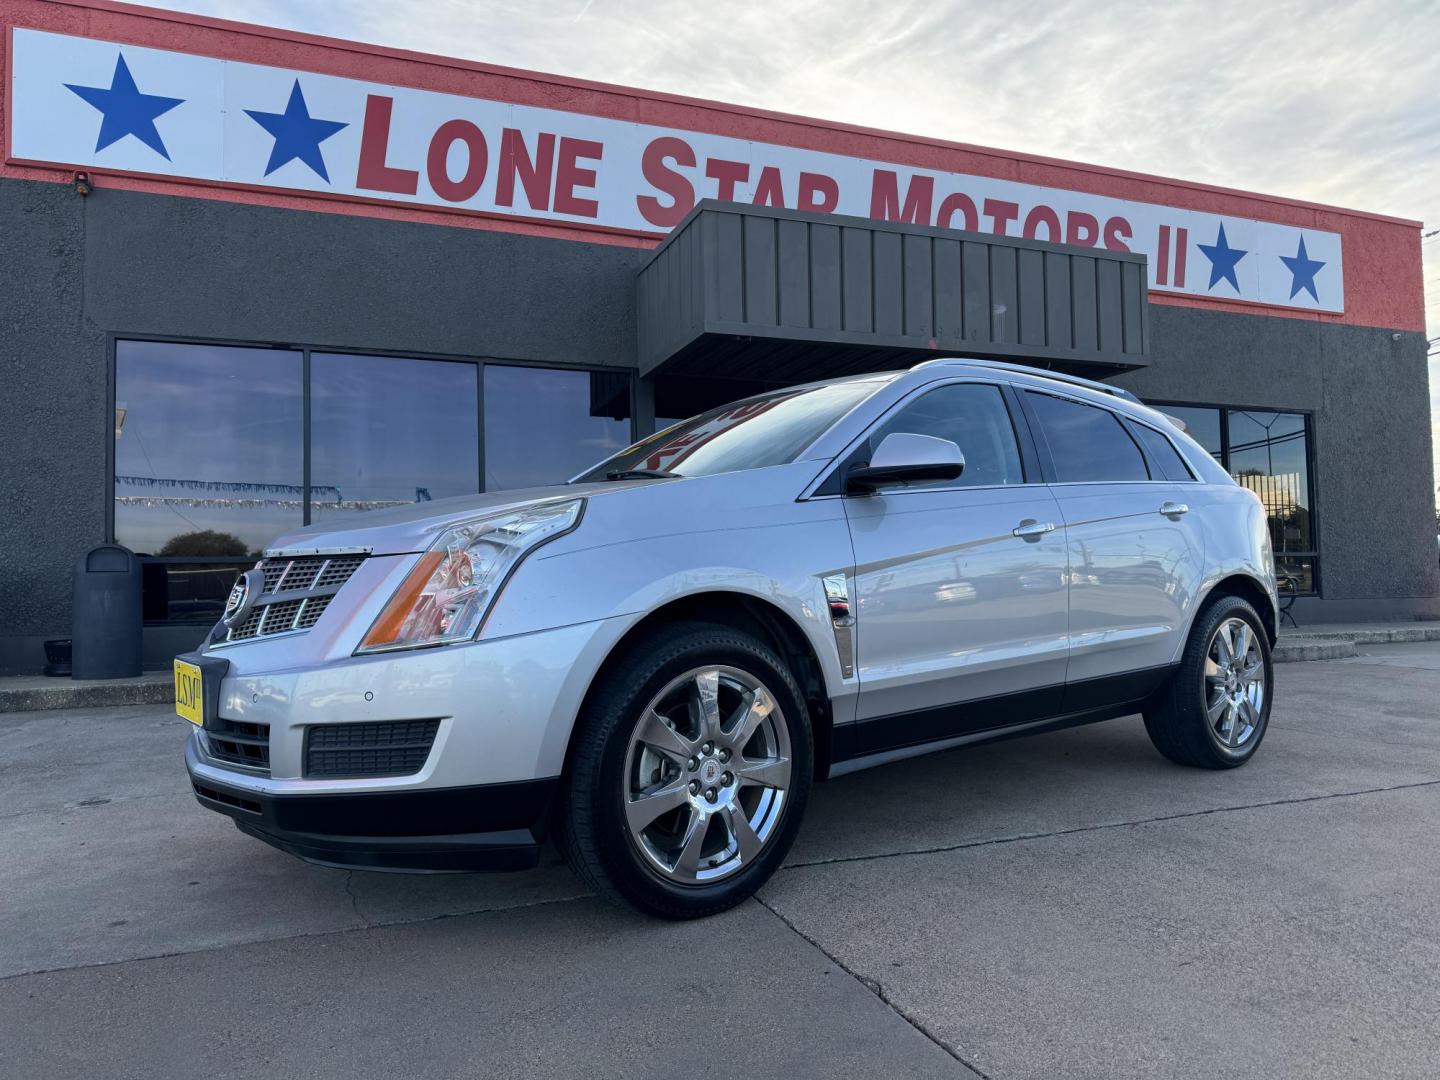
xmin=356 ymin=499 xmax=583 ymax=653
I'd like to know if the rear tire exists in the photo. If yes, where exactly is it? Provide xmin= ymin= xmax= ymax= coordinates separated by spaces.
xmin=558 ymin=621 xmax=813 ymax=919
xmin=1144 ymin=595 xmax=1273 ymax=769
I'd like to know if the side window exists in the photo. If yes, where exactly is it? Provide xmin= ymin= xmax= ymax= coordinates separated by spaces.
xmin=871 ymin=383 xmax=1024 ymax=488
xmin=1024 ymin=392 xmax=1149 ymax=483
xmin=1130 ymin=422 xmax=1196 ymax=481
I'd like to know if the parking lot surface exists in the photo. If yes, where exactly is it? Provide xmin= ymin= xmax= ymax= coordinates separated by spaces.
xmin=3 ymin=642 xmax=1440 ymax=1079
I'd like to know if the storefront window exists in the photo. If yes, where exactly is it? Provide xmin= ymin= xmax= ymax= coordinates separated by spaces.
xmin=114 ymin=341 xmax=303 ymax=557
xmin=484 ymin=365 xmax=632 ymax=489
xmin=115 ymin=341 xmax=637 ymax=624
xmin=311 ymin=354 xmax=479 ymax=521
xmin=1153 ymin=401 xmax=1317 ymax=594
xmin=1228 ymin=409 xmax=1315 ymax=593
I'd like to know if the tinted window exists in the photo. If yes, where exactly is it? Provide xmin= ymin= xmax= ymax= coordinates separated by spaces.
xmin=1025 ymin=392 xmax=1148 ymax=482
xmin=574 ymin=378 xmax=887 ymax=482
xmin=1131 ymin=422 xmax=1195 ymax=481
xmin=872 ymin=383 xmax=1023 ymax=487
xmin=486 ymin=366 xmax=632 ymax=489
xmin=311 ymin=354 xmax=479 ymax=521
xmin=114 ymin=341 xmax=303 ymax=556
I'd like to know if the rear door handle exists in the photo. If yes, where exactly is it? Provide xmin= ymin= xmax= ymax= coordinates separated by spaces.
xmin=1013 ymin=519 xmax=1057 ymax=540
xmin=1159 ymin=501 xmax=1190 ymax=518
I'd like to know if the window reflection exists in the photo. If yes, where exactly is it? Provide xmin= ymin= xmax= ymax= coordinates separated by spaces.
xmin=874 ymin=384 xmax=1023 ymax=487
xmin=140 ymin=561 xmax=256 ymax=624
xmin=1025 ymin=392 xmax=1148 ymax=483
xmin=485 ymin=365 xmax=631 ymax=489
xmin=114 ymin=342 xmax=303 ymax=556
xmin=311 ymin=354 xmax=479 ymax=520
xmin=1228 ymin=409 xmax=1313 ymax=558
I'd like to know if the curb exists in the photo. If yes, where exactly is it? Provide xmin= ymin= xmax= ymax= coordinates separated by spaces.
xmin=1273 ymin=624 xmax=1440 ymax=664
xmin=1273 ymin=640 xmax=1357 ymax=663
xmin=0 ymin=674 xmax=173 ymax=714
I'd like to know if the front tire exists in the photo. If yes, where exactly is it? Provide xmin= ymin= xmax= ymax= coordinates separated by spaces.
xmin=1144 ymin=595 xmax=1273 ymax=769
xmin=558 ymin=622 xmax=813 ymax=919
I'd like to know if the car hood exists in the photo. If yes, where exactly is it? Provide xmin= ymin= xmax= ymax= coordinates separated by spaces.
xmin=264 ymin=480 xmax=646 ymax=557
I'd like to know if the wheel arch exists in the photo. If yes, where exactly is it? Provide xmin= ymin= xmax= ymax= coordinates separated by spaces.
xmin=1196 ymin=573 xmax=1278 ymax=645
xmin=562 ymin=591 xmax=840 ymax=784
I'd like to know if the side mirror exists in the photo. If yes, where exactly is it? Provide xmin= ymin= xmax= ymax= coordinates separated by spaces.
xmin=845 ymin=432 xmax=965 ymax=494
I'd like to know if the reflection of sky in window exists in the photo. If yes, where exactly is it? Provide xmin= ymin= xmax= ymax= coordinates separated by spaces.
xmin=311 ymin=354 xmax=478 ymax=519
xmin=485 ymin=366 xmax=630 ymax=490
xmin=114 ymin=342 xmax=302 ymax=556
xmin=1228 ymin=411 xmax=1309 ymax=501
xmin=1228 ymin=410 xmax=1311 ymax=552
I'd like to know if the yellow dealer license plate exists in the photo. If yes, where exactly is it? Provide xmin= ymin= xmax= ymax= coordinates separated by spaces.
xmin=174 ymin=659 xmax=204 ymax=726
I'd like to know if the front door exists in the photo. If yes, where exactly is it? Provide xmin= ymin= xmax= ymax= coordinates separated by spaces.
xmin=843 ymin=381 xmax=1070 ymax=753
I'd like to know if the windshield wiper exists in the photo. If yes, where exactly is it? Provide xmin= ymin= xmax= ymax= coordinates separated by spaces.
xmin=604 ymin=468 xmax=679 ymax=481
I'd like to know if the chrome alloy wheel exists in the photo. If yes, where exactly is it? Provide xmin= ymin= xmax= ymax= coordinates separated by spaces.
xmin=1204 ymin=616 xmax=1266 ymax=749
xmin=622 ymin=665 xmax=792 ymax=886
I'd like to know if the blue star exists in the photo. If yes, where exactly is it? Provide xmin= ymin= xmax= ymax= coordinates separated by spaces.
xmin=245 ymin=81 xmax=348 ymax=182
xmin=65 ymin=53 xmax=184 ymax=160
xmin=1279 ymin=236 xmax=1326 ymax=302
xmin=1197 ymin=223 xmax=1248 ymax=293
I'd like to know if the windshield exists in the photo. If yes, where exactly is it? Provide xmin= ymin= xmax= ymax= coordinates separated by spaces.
xmin=572 ymin=377 xmax=891 ymax=483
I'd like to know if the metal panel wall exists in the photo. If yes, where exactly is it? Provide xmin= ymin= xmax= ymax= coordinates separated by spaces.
xmin=638 ymin=200 xmax=1151 ymax=380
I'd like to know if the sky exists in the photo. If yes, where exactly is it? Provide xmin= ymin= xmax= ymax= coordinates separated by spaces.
xmin=138 ymin=0 xmax=1440 ymax=501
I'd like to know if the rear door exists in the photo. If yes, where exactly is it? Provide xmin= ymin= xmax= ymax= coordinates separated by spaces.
xmin=1019 ymin=390 xmax=1205 ymax=705
xmin=842 ymin=380 xmax=1070 ymax=752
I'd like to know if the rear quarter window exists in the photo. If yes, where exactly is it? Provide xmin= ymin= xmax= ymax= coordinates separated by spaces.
xmin=1130 ymin=422 xmax=1196 ymax=481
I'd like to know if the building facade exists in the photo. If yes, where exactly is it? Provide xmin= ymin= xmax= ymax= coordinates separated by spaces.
xmin=1 ymin=0 xmax=1435 ymax=675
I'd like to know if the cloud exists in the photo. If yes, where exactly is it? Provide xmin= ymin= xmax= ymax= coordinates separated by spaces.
xmin=127 ymin=0 xmax=1440 ymax=493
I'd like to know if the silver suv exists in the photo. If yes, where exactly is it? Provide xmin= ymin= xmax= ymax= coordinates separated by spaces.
xmin=180 ymin=358 xmax=1277 ymax=918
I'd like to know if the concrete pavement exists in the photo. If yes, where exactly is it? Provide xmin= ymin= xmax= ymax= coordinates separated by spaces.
xmin=3 ymin=643 xmax=1439 ymax=1078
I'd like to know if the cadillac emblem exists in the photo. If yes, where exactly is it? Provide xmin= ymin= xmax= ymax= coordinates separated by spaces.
xmin=222 ymin=568 xmax=266 ymax=628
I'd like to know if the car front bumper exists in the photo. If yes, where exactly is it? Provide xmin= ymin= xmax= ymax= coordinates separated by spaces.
xmin=186 ymin=735 xmax=557 ymax=872
xmin=182 ymin=613 xmax=638 ymax=872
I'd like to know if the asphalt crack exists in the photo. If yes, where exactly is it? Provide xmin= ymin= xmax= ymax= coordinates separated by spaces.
xmin=781 ymin=776 xmax=1440 ymax=871
xmin=754 ymin=894 xmax=992 ymax=1078
xmin=342 ymin=871 xmax=370 ymax=927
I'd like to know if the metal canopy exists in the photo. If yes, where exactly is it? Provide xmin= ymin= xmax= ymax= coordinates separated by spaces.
xmin=636 ymin=200 xmax=1151 ymax=384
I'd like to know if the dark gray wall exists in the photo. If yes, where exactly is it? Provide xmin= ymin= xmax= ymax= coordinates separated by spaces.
xmin=1 ymin=177 xmax=1435 ymax=673
xmin=0 ymin=179 xmax=110 ymax=675
xmin=0 ymin=177 xmax=645 ymax=674
xmin=1113 ymin=305 xmax=1439 ymax=622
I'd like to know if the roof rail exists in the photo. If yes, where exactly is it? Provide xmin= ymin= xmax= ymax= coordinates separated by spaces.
xmin=913 ymin=358 xmax=1141 ymax=403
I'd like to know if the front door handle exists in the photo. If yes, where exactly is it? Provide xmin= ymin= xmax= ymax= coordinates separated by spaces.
xmin=1159 ymin=501 xmax=1190 ymax=518
xmin=1012 ymin=519 xmax=1057 ymax=540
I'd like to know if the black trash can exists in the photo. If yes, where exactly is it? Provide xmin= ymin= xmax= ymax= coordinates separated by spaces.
xmin=72 ymin=544 xmax=143 ymax=680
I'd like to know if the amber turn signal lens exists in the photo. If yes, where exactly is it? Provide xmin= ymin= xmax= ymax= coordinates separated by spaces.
xmin=359 ymin=550 xmax=444 ymax=650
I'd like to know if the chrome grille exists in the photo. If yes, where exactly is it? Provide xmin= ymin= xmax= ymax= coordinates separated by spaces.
xmin=259 ymin=598 xmax=304 ymax=634
xmin=295 ymin=595 xmax=334 ymax=629
xmin=224 ymin=552 xmax=368 ymax=643
xmin=314 ymin=555 xmax=366 ymax=589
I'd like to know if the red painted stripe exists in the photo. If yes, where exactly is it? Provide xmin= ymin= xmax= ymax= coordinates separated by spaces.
xmin=1175 ymin=227 xmax=1188 ymax=288
xmin=1156 ymin=225 xmax=1170 ymax=287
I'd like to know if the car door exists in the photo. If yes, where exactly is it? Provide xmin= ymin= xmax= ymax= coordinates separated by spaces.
xmin=841 ymin=380 xmax=1070 ymax=753
xmin=1018 ymin=389 xmax=1205 ymax=705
